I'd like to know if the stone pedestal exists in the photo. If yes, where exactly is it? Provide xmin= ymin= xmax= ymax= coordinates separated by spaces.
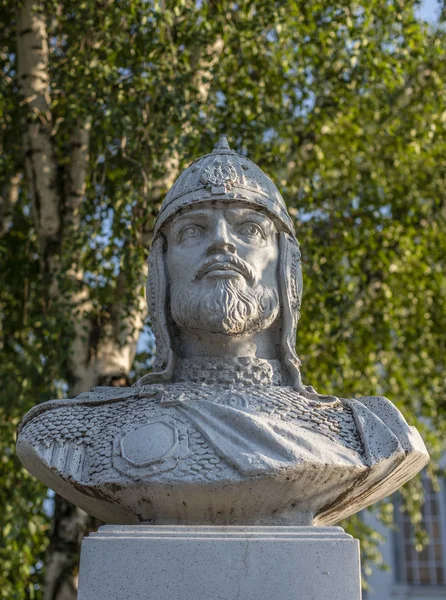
xmin=78 ymin=525 xmax=361 ymax=600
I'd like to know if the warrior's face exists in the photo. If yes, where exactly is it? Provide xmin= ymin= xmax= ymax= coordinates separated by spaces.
xmin=165 ymin=204 xmax=280 ymax=335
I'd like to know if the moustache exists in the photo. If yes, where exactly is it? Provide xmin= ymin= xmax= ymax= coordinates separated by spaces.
xmin=195 ymin=255 xmax=255 ymax=283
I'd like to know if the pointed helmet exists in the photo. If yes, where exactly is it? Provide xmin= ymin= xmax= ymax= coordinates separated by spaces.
xmin=153 ymin=136 xmax=295 ymax=240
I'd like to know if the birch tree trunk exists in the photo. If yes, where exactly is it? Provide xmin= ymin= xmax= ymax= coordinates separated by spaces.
xmin=0 ymin=173 xmax=21 ymax=237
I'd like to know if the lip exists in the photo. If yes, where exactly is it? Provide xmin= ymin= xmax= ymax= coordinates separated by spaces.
xmin=203 ymin=262 xmax=244 ymax=277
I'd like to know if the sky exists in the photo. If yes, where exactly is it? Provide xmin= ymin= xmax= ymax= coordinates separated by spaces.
xmin=416 ymin=0 xmax=442 ymax=22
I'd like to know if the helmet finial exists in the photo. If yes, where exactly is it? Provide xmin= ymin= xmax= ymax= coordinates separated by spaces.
xmin=213 ymin=135 xmax=231 ymax=152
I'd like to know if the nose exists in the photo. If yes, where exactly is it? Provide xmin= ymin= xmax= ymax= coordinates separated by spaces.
xmin=206 ymin=219 xmax=236 ymax=255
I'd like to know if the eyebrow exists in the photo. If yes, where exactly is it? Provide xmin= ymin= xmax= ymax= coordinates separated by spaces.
xmin=169 ymin=207 xmax=275 ymax=229
xmin=224 ymin=208 xmax=272 ymax=222
xmin=169 ymin=211 xmax=212 ymax=230
xmin=172 ymin=210 xmax=211 ymax=222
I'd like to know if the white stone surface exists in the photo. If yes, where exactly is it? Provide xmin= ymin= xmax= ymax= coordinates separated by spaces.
xmin=78 ymin=525 xmax=362 ymax=600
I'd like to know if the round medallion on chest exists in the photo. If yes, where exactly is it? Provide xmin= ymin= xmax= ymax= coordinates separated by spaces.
xmin=214 ymin=392 xmax=249 ymax=409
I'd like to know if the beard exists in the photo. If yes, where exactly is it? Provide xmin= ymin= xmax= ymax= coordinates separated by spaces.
xmin=170 ymin=278 xmax=280 ymax=335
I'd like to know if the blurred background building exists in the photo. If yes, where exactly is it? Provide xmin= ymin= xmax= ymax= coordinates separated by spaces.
xmin=365 ymin=471 xmax=446 ymax=599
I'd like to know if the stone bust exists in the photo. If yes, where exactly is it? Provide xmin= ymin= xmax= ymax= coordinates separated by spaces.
xmin=17 ymin=137 xmax=429 ymax=526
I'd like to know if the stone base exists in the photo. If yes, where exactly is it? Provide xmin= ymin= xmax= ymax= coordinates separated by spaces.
xmin=78 ymin=525 xmax=361 ymax=600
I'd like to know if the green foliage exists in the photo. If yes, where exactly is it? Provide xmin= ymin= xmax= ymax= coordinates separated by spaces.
xmin=1 ymin=1 xmax=445 ymax=596
xmin=0 ymin=201 xmax=63 ymax=597
xmin=0 ymin=419 xmax=50 ymax=600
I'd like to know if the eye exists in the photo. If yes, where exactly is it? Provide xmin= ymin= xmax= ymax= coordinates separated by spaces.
xmin=237 ymin=222 xmax=265 ymax=238
xmin=179 ymin=225 xmax=202 ymax=242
